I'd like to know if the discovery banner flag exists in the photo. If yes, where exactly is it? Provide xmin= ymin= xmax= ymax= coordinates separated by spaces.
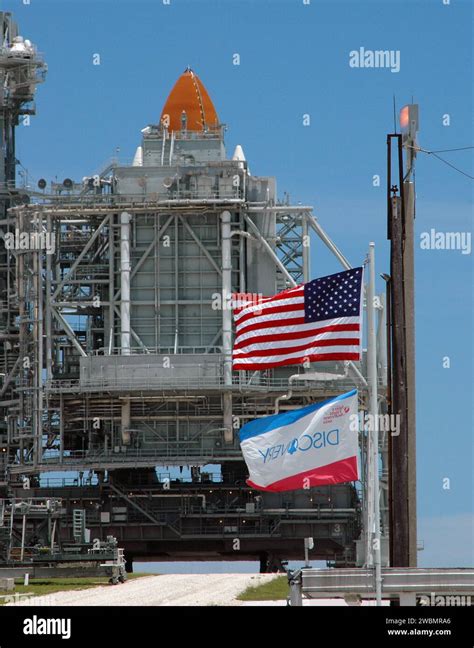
xmin=239 ymin=389 xmax=359 ymax=492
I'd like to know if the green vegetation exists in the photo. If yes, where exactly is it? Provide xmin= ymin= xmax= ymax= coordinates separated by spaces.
xmin=0 ymin=572 xmax=150 ymax=605
xmin=237 ymin=575 xmax=288 ymax=601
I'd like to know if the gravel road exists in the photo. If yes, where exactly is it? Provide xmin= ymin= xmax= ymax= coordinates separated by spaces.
xmin=7 ymin=573 xmax=278 ymax=607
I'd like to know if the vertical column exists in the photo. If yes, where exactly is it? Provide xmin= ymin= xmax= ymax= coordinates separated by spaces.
xmin=120 ymin=212 xmax=131 ymax=445
xmin=108 ymin=213 xmax=115 ymax=354
xmin=221 ymin=210 xmax=233 ymax=444
xmin=368 ymin=242 xmax=382 ymax=605
xmin=121 ymin=399 xmax=131 ymax=446
xmin=288 ymin=571 xmax=303 ymax=606
xmin=390 ymin=194 xmax=410 ymax=566
xmin=239 ymin=229 xmax=246 ymax=293
xmin=365 ymin=404 xmax=374 ymax=567
xmin=403 ymin=181 xmax=417 ymax=567
xmin=45 ymin=213 xmax=53 ymax=381
xmin=59 ymin=392 xmax=64 ymax=465
xmin=174 ymin=215 xmax=179 ymax=353
xmin=55 ymin=254 xmax=61 ymax=367
xmin=17 ymin=211 xmax=25 ymax=465
xmin=377 ymin=292 xmax=390 ymax=541
xmin=302 ymin=213 xmax=310 ymax=283
xmin=120 ymin=212 xmax=131 ymax=356
xmin=34 ymin=212 xmax=44 ymax=466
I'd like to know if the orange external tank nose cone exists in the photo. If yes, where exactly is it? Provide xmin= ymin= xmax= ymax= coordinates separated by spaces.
xmin=160 ymin=67 xmax=219 ymax=132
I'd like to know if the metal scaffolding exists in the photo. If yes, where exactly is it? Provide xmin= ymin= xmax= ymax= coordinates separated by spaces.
xmin=0 ymin=28 xmax=390 ymax=569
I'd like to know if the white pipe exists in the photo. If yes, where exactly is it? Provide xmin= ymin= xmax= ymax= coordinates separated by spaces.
xmin=377 ymin=293 xmax=388 ymax=387
xmin=50 ymin=519 xmax=57 ymax=550
xmin=169 ymin=131 xmax=175 ymax=165
xmin=367 ymin=242 xmax=382 ymax=606
xmin=346 ymin=360 xmax=368 ymax=387
xmin=160 ymin=133 xmax=166 ymax=166
xmin=10 ymin=199 xmax=246 ymax=218
xmin=221 ymin=211 xmax=232 ymax=386
xmin=239 ymin=234 xmax=245 ymax=293
xmin=230 ymin=230 xmax=253 ymax=240
xmin=221 ymin=211 xmax=233 ymax=444
xmin=291 ymin=369 xmax=349 ymax=382
xmin=121 ymin=399 xmax=131 ymax=446
xmin=120 ymin=211 xmax=131 ymax=356
xmin=243 ymin=214 xmax=296 ymax=287
xmin=108 ymin=327 xmax=113 ymax=355
xmin=274 ymin=389 xmax=293 ymax=414
xmin=302 ymin=214 xmax=310 ymax=282
xmin=230 ymin=230 xmax=254 ymax=294
xmin=20 ymin=514 xmax=26 ymax=562
xmin=247 ymin=205 xmax=313 ymax=212
xmin=119 ymin=212 xmax=132 ymax=445
xmin=308 ymin=217 xmax=352 ymax=270
xmin=274 ymin=366 xmax=351 ymax=413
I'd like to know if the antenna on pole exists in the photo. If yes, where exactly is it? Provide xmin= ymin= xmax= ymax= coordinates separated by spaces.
xmin=393 ymin=95 xmax=397 ymax=134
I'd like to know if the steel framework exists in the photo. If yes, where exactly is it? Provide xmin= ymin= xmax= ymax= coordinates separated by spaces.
xmin=0 ymin=21 xmax=391 ymax=570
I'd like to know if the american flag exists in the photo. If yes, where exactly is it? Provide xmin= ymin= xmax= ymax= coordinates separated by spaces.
xmin=232 ymin=267 xmax=363 ymax=371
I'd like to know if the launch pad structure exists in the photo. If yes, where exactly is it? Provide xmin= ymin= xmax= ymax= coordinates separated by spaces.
xmin=0 ymin=13 xmax=393 ymax=572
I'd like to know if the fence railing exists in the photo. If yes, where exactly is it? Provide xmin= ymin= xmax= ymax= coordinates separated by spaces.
xmin=16 ymin=446 xmax=243 ymax=470
xmin=45 ymin=374 xmax=355 ymax=393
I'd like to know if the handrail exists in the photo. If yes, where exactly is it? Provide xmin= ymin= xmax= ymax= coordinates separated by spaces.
xmin=44 ymin=375 xmax=357 ymax=393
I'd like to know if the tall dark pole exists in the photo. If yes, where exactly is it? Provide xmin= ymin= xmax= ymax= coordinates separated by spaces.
xmin=387 ymin=131 xmax=417 ymax=567
xmin=403 ymin=177 xmax=417 ymax=567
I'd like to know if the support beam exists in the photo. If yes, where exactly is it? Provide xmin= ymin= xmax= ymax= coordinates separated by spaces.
xmin=179 ymin=215 xmax=222 ymax=275
xmin=108 ymin=212 xmax=115 ymax=352
xmin=243 ymin=214 xmax=296 ymax=287
xmin=308 ymin=216 xmax=352 ymax=270
xmin=121 ymin=398 xmax=131 ymax=446
xmin=59 ymin=393 xmax=64 ymax=465
xmin=113 ymin=306 xmax=149 ymax=353
xmin=120 ymin=211 xmax=131 ymax=356
xmin=221 ymin=210 xmax=233 ymax=444
xmin=35 ymin=224 xmax=44 ymax=465
xmin=367 ymin=242 xmax=382 ymax=606
xmin=51 ymin=214 xmax=109 ymax=300
xmin=113 ymin=214 xmax=174 ymax=301
xmin=0 ymin=355 xmax=21 ymax=397
xmin=45 ymin=213 xmax=53 ymax=381
xmin=50 ymin=308 xmax=87 ymax=357
xmin=109 ymin=483 xmax=163 ymax=526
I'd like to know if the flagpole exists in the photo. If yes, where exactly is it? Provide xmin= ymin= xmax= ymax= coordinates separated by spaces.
xmin=367 ymin=241 xmax=383 ymax=606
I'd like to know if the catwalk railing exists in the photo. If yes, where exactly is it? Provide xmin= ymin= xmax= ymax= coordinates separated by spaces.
xmin=44 ymin=375 xmax=361 ymax=394
xmin=8 ymin=446 xmax=244 ymax=473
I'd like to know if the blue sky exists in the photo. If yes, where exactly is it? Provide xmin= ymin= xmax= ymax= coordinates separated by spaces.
xmin=8 ymin=0 xmax=473 ymax=567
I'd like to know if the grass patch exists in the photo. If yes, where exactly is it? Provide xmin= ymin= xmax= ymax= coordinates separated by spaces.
xmin=0 ymin=572 xmax=150 ymax=605
xmin=237 ymin=575 xmax=288 ymax=601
